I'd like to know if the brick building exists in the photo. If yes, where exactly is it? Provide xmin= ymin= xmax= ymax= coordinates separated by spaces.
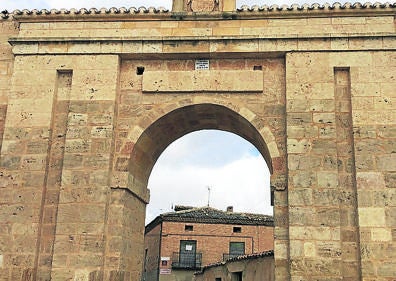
xmin=143 ymin=206 xmax=274 ymax=281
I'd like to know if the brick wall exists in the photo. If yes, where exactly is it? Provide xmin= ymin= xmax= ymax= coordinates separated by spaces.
xmin=160 ymin=221 xmax=273 ymax=267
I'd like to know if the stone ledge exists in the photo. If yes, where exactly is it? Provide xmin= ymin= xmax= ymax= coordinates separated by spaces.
xmin=8 ymin=35 xmax=395 ymax=56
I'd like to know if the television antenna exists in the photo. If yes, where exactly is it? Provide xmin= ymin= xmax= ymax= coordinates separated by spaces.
xmin=207 ymin=186 xmax=211 ymax=207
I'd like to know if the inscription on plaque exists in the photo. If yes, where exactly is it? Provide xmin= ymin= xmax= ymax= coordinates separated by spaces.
xmin=195 ymin=59 xmax=210 ymax=70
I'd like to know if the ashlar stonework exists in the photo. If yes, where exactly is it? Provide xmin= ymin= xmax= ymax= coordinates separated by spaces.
xmin=0 ymin=0 xmax=395 ymax=280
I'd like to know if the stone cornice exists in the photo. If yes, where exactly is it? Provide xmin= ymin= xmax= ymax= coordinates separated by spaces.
xmin=1 ymin=2 xmax=395 ymax=22
xmin=8 ymin=33 xmax=395 ymax=57
xmin=8 ymin=33 xmax=396 ymax=46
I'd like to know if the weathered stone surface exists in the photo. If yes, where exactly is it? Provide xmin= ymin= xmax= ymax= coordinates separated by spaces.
xmin=0 ymin=1 xmax=395 ymax=280
xmin=142 ymin=70 xmax=263 ymax=93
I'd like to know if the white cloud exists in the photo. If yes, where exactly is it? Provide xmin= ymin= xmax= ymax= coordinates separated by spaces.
xmin=156 ymin=130 xmax=260 ymax=169
xmin=146 ymin=149 xmax=272 ymax=224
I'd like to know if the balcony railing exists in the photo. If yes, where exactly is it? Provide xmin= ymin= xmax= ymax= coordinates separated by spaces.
xmin=171 ymin=252 xmax=202 ymax=269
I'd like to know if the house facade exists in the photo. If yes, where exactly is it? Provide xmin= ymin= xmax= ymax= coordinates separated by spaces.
xmin=143 ymin=206 xmax=274 ymax=281
xmin=194 ymin=250 xmax=274 ymax=281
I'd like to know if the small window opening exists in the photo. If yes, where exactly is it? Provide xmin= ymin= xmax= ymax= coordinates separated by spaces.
xmin=215 ymin=278 xmax=222 ymax=281
xmin=253 ymin=65 xmax=262 ymax=71
xmin=161 ymin=260 xmax=168 ymax=266
xmin=136 ymin=66 xmax=145 ymax=75
xmin=231 ymin=271 xmax=243 ymax=281
xmin=185 ymin=225 xmax=194 ymax=231
xmin=233 ymin=226 xmax=241 ymax=233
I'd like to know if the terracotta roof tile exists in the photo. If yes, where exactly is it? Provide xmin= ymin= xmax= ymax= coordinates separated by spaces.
xmin=145 ymin=206 xmax=273 ymax=233
xmin=194 ymin=250 xmax=274 ymax=275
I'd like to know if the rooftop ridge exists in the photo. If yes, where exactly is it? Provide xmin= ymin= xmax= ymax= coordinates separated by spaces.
xmin=162 ymin=206 xmax=274 ymax=221
xmin=194 ymin=250 xmax=275 ymax=275
xmin=145 ymin=206 xmax=274 ymax=234
xmin=1 ymin=2 xmax=395 ymax=19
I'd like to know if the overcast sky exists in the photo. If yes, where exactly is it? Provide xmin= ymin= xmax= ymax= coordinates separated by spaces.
xmin=1 ymin=0 xmax=353 ymax=11
xmin=147 ymin=130 xmax=271 ymax=223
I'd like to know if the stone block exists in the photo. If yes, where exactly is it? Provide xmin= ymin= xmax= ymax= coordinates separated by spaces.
xmin=377 ymin=262 xmax=396 ymax=277
xmin=20 ymin=155 xmax=47 ymax=171
xmin=371 ymin=229 xmax=392 ymax=241
xmin=303 ymin=242 xmax=316 ymax=257
xmin=68 ymin=113 xmax=88 ymax=126
xmin=63 ymin=154 xmax=83 ymax=169
xmin=316 ymin=208 xmax=340 ymax=227
xmin=376 ymin=154 xmax=396 ymax=172
xmin=313 ymin=189 xmax=339 ymax=206
xmin=291 ymin=171 xmax=316 ymax=188
xmin=287 ymin=126 xmax=318 ymax=139
xmin=84 ymin=155 xmax=110 ymax=169
xmin=91 ymin=126 xmax=113 ymax=138
xmin=287 ymin=139 xmax=311 ymax=154
xmin=317 ymin=172 xmax=338 ymax=188
xmin=288 ymin=189 xmax=313 ymax=206
xmin=384 ymin=172 xmax=396 ymax=188
xmin=359 ymin=208 xmax=386 ymax=227
xmin=317 ymin=241 xmax=341 ymax=258
xmin=289 ymin=207 xmax=315 ymax=226
xmin=313 ymin=113 xmax=335 ymax=124
xmin=357 ymin=172 xmax=386 ymax=189
xmin=65 ymin=139 xmax=91 ymax=153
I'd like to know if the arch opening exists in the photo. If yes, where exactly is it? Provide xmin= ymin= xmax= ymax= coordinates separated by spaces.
xmin=129 ymin=103 xmax=273 ymax=196
xmin=146 ymin=129 xmax=272 ymax=223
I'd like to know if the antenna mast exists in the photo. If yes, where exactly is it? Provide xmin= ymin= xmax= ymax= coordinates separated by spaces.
xmin=207 ymin=186 xmax=211 ymax=207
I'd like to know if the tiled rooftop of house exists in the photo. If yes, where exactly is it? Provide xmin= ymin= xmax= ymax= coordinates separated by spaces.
xmin=145 ymin=205 xmax=274 ymax=233
xmin=194 ymin=250 xmax=274 ymax=275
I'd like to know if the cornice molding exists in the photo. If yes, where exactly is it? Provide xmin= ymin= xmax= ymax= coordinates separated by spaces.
xmin=1 ymin=2 xmax=395 ymax=22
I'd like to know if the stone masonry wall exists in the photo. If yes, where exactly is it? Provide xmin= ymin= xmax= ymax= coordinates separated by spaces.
xmin=0 ymin=19 xmax=18 ymax=280
xmin=0 ymin=4 xmax=395 ymax=281
xmin=286 ymin=51 xmax=395 ymax=280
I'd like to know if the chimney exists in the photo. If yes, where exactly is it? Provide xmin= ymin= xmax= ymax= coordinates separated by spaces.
xmin=226 ymin=206 xmax=233 ymax=212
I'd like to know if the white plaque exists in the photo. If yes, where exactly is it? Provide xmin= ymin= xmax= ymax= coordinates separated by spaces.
xmin=195 ymin=59 xmax=210 ymax=70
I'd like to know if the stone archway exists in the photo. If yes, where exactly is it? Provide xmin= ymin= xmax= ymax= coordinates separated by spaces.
xmin=1 ymin=1 xmax=394 ymax=280
xmin=114 ymin=102 xmax=288 ymax=280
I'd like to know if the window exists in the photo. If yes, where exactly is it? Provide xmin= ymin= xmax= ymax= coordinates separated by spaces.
xmin=231 ymin=272 xmax=243 ymax=281
xmin=179 ymin=240 xmax=197 ymax=267
xmin=229 ymin=242 xmax=245 ymax=257
xmin=233 ymin=226 xmax=241 ymax=233
xmin=215 ymin=278 xmax=222 ymax=281
xmin=185 ymin=224 xmax=194 ymax=231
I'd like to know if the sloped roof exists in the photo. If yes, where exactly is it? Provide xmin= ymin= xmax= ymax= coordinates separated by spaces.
xmin=145 ymin=206 xmax=273 ymax=233
xmin=194 ymin=250 xmax=274 ymax=275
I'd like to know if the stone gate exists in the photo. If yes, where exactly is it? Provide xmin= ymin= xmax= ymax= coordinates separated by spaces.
xmin=0 ymin=0 xmax=395 ymax=280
